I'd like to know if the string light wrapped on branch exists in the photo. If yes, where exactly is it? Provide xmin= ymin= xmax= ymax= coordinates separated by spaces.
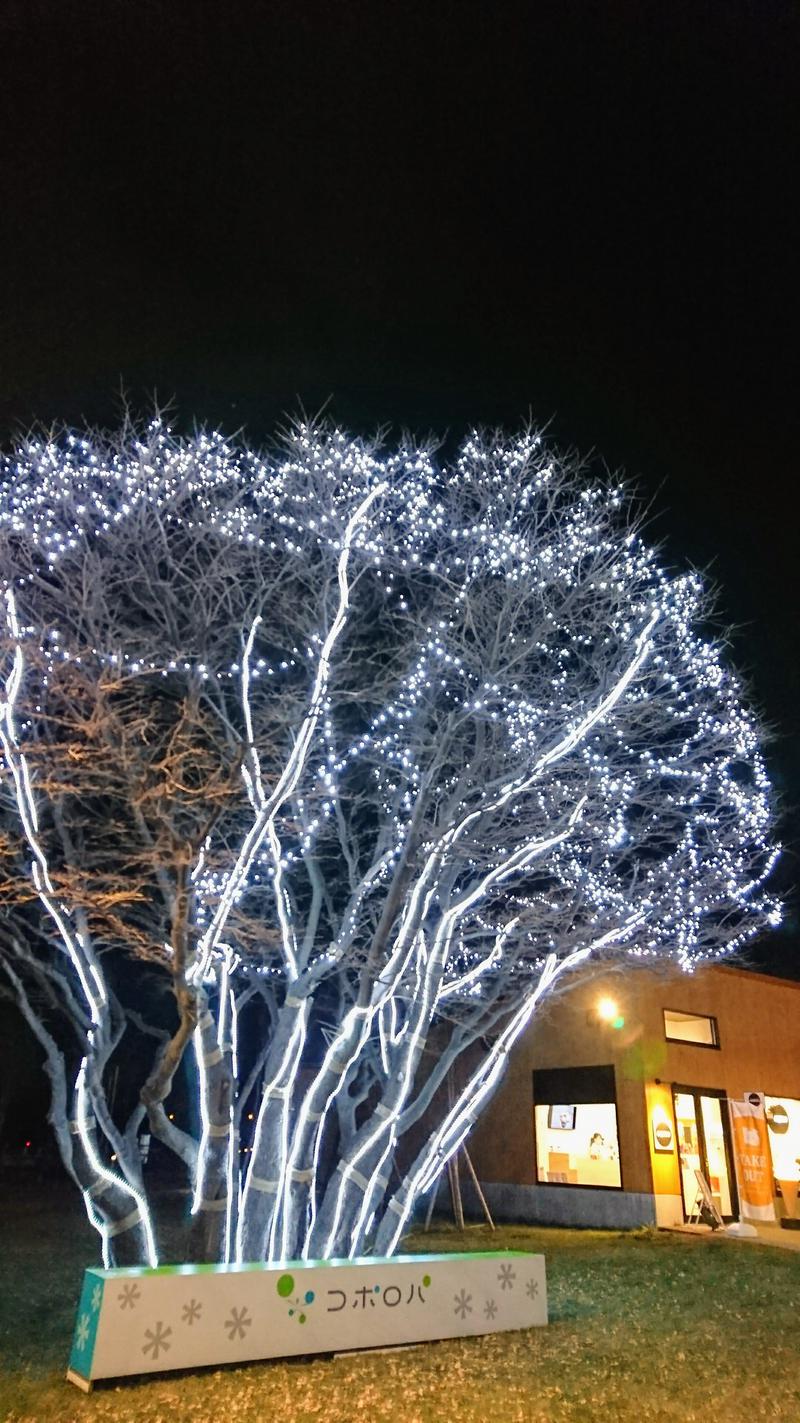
xmin=0 ymin=417 xmax=780 ymax=1266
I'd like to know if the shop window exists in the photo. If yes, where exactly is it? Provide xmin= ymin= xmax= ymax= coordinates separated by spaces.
xmin=533 ymin=1065 xmax=621 ymax=1189
xmin=663 ymin=1008 xmax=719 ymax=1047
xmin=765 ymin=1096 xmax=800 ymax=1193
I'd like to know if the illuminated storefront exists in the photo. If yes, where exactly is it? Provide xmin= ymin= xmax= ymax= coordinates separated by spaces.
xmin=465 ymin=964 xmax=800 ymax=1231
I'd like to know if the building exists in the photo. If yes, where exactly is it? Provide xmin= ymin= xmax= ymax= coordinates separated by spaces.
xmin=465 ymin=963 xmax=800 ymax=1230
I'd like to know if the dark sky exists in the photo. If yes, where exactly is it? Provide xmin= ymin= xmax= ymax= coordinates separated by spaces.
xmin=1 ymin=0 xmax=798 ymax=973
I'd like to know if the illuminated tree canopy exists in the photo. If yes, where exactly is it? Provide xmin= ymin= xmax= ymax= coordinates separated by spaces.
xmin=0 ymin=419 xmax=779 ymax=1265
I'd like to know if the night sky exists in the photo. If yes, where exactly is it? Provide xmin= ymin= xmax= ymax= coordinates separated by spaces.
xmin=1 ymin=0 xmax=798 ymax=975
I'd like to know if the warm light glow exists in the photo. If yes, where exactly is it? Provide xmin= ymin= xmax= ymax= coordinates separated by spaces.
xmin=596 ymin=996 xmax=619 ymax=1023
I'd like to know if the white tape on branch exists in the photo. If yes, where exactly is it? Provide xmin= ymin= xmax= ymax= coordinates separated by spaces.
xmin=106 ymin=1207 xmax=142 ymax=1238
xmin=249 ymin=1175 xmax=280 ymax=1194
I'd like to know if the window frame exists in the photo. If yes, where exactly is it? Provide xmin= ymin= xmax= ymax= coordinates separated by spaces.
xmin=663 ymin=1006 xmax=720 ymax=1049
xmin=532 ymin=1066 xmax=624 ymax=1191
xmin=671 ymin=1082 xmax=739 ymax=1222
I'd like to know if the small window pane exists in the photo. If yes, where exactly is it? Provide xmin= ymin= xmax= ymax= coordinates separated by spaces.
xmin=664 ymin=1009 xmax=718 ymax=1046
xmin=534 ymin=1102 xmax=621 ymax=1188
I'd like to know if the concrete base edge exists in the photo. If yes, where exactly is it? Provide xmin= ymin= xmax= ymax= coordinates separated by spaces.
xmin=451 ymin=1179 xmax=657 ymax=1230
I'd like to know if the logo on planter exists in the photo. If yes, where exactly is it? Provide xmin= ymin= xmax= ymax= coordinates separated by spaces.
xmin=276 ymin=1273 xmax=316 ymax=1324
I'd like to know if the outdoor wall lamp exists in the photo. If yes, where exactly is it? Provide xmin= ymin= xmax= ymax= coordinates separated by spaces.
xmin=591 ymin=996 xmax=625 ymax=1030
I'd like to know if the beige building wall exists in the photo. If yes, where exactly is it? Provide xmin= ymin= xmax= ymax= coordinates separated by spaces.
xmin=464 ymin=962 xmax=800 ymax=1229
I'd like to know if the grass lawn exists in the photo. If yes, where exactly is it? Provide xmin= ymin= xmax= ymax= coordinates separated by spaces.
xmin=1 ymin=1184 xmax=799 ymax=1422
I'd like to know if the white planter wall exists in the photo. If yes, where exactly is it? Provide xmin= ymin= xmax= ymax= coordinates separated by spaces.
xmin=67 ymin=1250 xmax=547 ymax=1389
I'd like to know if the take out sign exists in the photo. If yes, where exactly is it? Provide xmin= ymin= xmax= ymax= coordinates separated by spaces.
xmin=731 ymin=1093 xmax=776 ymax=1222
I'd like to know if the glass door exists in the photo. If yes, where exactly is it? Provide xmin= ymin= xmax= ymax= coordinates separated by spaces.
xmin=672 ymin=1087 xmax=737 ymax=1222
xmin=699 ymin=1096 xmax=733 ymax=1217
xmin=674 ymin=1092 xmax=703 ymax=1219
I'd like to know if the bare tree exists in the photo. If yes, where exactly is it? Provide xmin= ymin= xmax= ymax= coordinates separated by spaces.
xmin=0 ymin=419 xmax=779 ymax=1265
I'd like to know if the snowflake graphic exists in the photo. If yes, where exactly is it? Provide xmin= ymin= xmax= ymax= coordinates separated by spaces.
xmin=90 ymin=1284 xmax=102 ymax=1312
xmin=118 ymin=1282 xmax=141 ymax=1310
xmin=225 ymin=1305 xmax=253 ymax=1340
xmin=526 ymin=1277 xmax=539 ymax=1299
xmin=75 ymin=1313 xmax=90 ymax=1350
xmin=497 ymin=1263 xmax=516 ymax=1291
xmin=182 ymin=1298 xmax=202 ymax=1326
xmin=453 ymin=1289 xmax=473 ymax=1319
xmin=142 ymin=1321 xmax=172 ymax=1359
xmin=483 ymin=1298 xmax=498 ymax=1321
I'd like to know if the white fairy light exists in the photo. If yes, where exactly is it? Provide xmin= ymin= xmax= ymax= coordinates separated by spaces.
xmin=76 ymin=1059 xmax=159 ymax=1269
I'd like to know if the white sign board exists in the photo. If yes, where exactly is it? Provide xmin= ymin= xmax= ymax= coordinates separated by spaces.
xmin=67 ymin=1250 xmax=547 ymax=1389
